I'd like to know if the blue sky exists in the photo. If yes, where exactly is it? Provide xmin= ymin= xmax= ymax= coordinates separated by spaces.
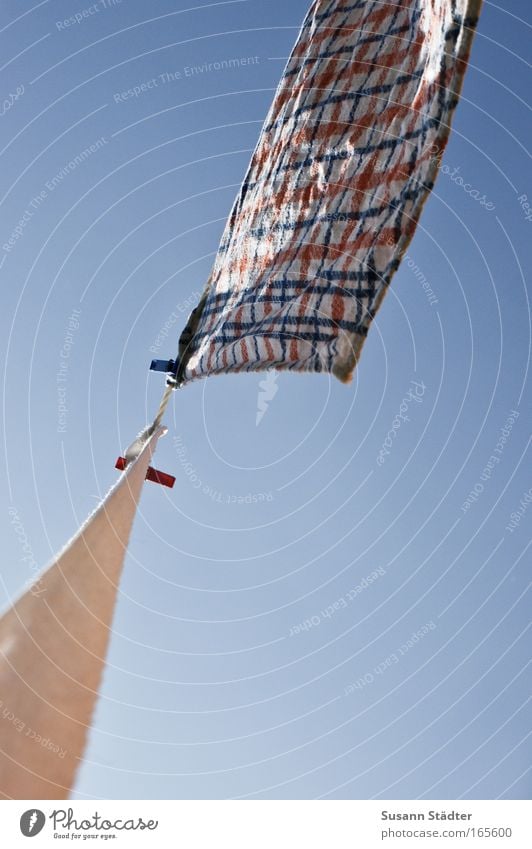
xmin=1 ymin=0 xmax=530 ymax=799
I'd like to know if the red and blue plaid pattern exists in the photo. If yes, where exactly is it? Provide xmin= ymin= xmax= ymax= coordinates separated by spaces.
xmin=177 ymin=0 xmax=482 ymax=385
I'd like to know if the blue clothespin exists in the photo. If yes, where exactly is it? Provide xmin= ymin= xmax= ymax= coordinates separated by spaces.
xmin=149 ymin=358 xmax=179 ymax=387
xmin=150 ymin=359 xmax=176 ymax=373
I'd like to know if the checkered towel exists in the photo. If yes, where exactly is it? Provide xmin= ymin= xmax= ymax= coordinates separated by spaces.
xmin=177 ymin=0 xmax=482 ymax=385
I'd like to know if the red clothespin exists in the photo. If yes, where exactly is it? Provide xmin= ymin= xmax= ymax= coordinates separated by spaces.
xmin=115 ymin=457 xmax=176 ymax=489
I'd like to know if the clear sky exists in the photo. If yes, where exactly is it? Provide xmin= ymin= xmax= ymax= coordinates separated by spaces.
xmin=1 ymin=0 xmax=530 ymax=800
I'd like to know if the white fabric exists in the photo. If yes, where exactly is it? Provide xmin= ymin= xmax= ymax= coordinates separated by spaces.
xmin=0 ymin=429 xmax=164 ymax=799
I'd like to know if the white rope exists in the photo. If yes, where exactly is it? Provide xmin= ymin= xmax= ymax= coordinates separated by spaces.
xmin=124 ymin=384 xmax=175 ymax=462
